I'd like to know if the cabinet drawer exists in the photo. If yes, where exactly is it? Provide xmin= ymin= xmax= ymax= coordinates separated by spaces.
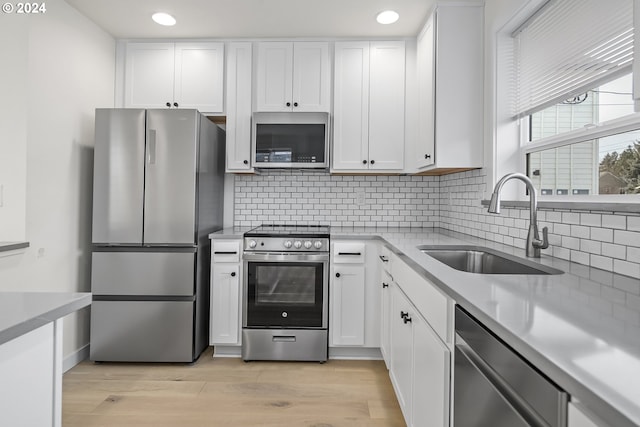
xmin=333 ymin=242 xmax=366 ymax=263
xmin=394 ymin=257 xmax=451 ymax=344
xmin=379 ymin=244 xmax=393 ymax=274
xmin=212 ymin=240 xmax=241 ymax=262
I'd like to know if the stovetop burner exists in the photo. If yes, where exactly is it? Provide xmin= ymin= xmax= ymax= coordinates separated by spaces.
xmin=245 ymin=224 xmax=331 ymax=238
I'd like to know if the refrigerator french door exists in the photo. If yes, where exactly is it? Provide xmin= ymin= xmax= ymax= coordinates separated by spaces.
xmin=90 ymin=108 xmax=224 ymax=362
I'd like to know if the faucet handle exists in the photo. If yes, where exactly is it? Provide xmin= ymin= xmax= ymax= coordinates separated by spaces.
xmin=534 ymin=226 xmax=550 ymax=250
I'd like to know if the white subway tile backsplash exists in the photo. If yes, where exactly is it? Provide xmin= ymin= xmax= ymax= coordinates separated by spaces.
xmin=602 ymin=214 xmax=627 ymax=230
xmin=234 ymin=169 xmax=640 ymax=280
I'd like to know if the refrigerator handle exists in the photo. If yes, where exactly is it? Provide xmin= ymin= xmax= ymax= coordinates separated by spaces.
xmin=147 ymin=129 xmax=157 ymax=165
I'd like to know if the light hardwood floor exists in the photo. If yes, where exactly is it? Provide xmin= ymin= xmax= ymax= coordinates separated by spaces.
xmin=62 ymin=348 xmax=406 ymax=426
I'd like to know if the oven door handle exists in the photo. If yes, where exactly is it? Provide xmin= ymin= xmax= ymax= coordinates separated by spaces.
xmin=243 ymin=252 xmax=330 ymax=262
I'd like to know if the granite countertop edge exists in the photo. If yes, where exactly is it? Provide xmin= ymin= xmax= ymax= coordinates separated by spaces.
xmin=0 ymin=292 xmax=92 ymax=346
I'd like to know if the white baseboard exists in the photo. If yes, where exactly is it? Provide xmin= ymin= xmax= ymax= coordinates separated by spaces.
xmin=63 ymin=344 xmax=90 ymax=372
xmin=329 ymin=347 xmax=383 ymax=360
xmin=212 ymin=345 xmax=242 ymax=358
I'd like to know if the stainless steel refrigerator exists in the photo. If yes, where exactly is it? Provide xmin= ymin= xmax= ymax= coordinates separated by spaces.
xmin=89 ymin=108 xmax=225 ymax=362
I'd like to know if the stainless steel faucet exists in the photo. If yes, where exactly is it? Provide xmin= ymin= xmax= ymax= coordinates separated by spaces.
xmin=488 ymin=172 xmax=549 ymax=258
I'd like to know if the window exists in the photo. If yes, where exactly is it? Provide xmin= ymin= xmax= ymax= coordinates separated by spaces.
xmin=513 ymin=0 xmax=640 ymax=198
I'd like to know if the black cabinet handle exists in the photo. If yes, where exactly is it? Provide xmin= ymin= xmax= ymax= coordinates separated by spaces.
xmin=382 ymin=282 xmax=389 ymax=288
xmin=214 ymin=251 xmax=237 ymax=255
xmin=425 ymin=154 xmax=431 ymax=159
xmin=403 ymin=315 xmax=412 ymax=324
xmin=293 ymin=102 xmax=298 ymax=107
xmin=379 ymin=255 xmax=389 ymax=262
xmin=286 ymin=102 xmax=291 ymax=107
xmin=166 ymin=102 xmax=171 ymax=107
xmin=243 ymin=160 xmax=248 ymax=165
xmin=230 ymin=272 xmax=236 ymax=277
xmin=400 ymin=311 xmax=408 ymax=319
xmin=370 ymin=160 xmax=375 ymax=165
xmin=335 ymin=272 xmax=341 ymax=278
xmin=173 ymin=102 xmax=179 ymax=107
xmin=362 ymin=160 xmax=368 ymax=164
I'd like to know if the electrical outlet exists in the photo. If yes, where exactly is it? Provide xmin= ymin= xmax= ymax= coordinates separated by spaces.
xmin=355 ymin=189 xmax=366 ymax=205
xmin=0 ymin=184 xmax=3 ymax=207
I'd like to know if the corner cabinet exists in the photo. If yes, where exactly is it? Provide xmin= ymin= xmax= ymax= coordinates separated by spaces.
xmin=225 ymin=42 xmax=253 ymax=172
xmin=414 ymin=5 xmax=483 ymax=174
xmin=210 ymin=239 xmax=243 ymax=353
xmin=124 ymin=42 xmax=224 ymax=113
xmin=333 ymin=41 xmax=405 ymax=172
xmin=329 ymin=240 xmax=381 ymax=357
xmin=255 ymin=42 xmax=330 ymax=112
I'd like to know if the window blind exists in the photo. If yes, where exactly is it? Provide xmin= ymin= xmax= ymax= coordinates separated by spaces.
xmin=514 ymin=0 xmax=633 ymax=118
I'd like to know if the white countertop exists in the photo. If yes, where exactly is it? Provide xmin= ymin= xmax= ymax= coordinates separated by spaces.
xmin=211 ymin=226 xmax=640 ymax=427
xmin=0 ymin=292 xmax=92 ymax=345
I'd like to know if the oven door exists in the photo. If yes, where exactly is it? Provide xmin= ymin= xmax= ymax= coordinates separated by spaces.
xmin=243 ymin=252 xmax=328 ymax=329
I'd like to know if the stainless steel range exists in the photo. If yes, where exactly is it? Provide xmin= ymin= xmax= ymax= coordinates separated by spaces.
xmin=242 ymin=224 xmax=330 ymax=362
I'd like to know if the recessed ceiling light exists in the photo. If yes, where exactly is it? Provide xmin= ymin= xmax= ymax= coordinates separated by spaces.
xmin=376 ymin=10 xmax=399 ymax=25
xmin=152 ymin=12 xmax=176 ymax=26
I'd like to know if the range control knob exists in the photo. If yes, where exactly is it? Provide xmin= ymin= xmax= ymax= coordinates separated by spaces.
xmin=283 ymin=240 xmax=293 ymax=249
xmin=314 ymin=241 xmax=323 ymax=249
xmin=304 ymin=241 xmax=313 ymax=249
xmin=294 ymin=241 xmax=303 ymax=249
xmin=248 ymin=240 xmax=258 ymax=248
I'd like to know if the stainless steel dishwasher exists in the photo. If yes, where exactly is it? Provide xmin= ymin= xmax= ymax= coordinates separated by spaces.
xmin=454 ymin=306 xmax=568 ymax=427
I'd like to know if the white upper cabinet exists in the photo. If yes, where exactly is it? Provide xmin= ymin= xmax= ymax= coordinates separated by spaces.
xmin=124 ymin=42 xmax=224 ymax=113
xmin=333 ymin=41 xmax=405 ymax=172
xmin=225 ymin=42 xmax=253 ymax=172
xmin=255 ymin=42 xmax=330 ymax=112
xmin=414 ymin=5 xmax=483 ymax=174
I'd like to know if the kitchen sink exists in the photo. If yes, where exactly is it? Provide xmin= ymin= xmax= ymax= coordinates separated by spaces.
xmin=417 ymin=245 xmax=563 ymax=275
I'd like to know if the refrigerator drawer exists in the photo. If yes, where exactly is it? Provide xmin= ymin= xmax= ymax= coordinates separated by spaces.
xmin=90 ymin=300 xmax=195 ymax=362
xmin=91 ymin=251 xmax=195 ymax=296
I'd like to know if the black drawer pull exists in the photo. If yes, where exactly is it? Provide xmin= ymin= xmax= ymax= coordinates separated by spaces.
xmin=214 ymin=251 xmax=237 ymax=255
xmin=230 ymin=272 xmax=236 ymax=277
xmin=379 ymin=255 xmax=389 ymax=262
xmin=338 ymin=252 xmax=361 ymax=256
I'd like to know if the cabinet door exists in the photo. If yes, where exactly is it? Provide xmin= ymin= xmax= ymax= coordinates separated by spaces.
xmin=124 ymin=43 xmax=175 ymax=108
xmin=369 ymin=41 xmax=405 ymax=171
xmin=174 ymin=43 xmax=224 ymax=113
xmin=330 ymin=264 xmax=366 ymax=346
xmin=380 ymin=270 xmax=393 ymax=367
xmin=226 ymin=42 xmax=253 ymax=172
xmin=416 ymin=15 xmax=436 ymax=169
xmin=332 ymin=42 xmax=370 ymax=170
xmin=293 ymin=42 xmax=330 ymax=112
xmin=256 ymin=42 xmax=293 ymax=112
xmin=411 ymin=313 xmax=450 ymax=427
xmin=390 ymin=287 xmax=414 ymax=422
xmin=210 ymin=263 xmax=241 ymax=345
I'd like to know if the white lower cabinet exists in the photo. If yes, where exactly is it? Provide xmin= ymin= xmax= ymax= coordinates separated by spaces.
xmin=210 ymin=240 xmax=242 ymax=347
xmin=331 ymin=262 xmax=366 ymax=345
xmin=389 ymin=257 xmax=453 ymax=427
xmin=411 ymin=310 xmax=450 ymax=427
xmin=380 ymin=268 xmax=393 ymax=367
xmin=330 ymin=241 xmax=381 ymax=351
xmin=0 ymin=320 xmax=62 ymax=427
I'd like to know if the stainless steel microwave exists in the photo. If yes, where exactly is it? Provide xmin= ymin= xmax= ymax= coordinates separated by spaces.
xmin=252 ymin=112 xmax=329 ymax=169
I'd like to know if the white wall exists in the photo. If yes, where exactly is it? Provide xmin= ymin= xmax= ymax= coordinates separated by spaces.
xmin=0 ymin=0 xmax=115 ymax=364
xmin=0 ymin=17 xmax=28 ymax=240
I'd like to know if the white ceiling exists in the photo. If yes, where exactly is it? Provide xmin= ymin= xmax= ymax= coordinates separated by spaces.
xmin=63 ymin=0 xmax=438 ymax=39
